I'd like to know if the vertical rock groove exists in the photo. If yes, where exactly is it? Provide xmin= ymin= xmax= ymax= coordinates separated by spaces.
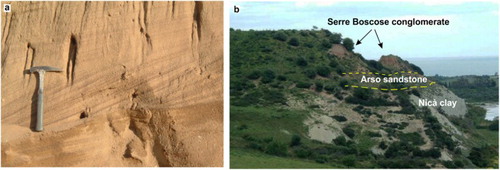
xmin=67 ymin=35 xmax=78 ymax=84
xmin=193 ymin=2 xmax=203 ymax=40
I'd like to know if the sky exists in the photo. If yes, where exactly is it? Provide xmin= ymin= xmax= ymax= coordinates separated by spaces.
xmin=230 ymin=1 xmax=499 ymax=60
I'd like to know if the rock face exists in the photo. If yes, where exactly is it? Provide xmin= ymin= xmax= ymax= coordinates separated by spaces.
xmin=379 ymin=55 xmax=414 ymax=71
xmin=328 ymin=44 xmax=348 ymax=58
xmin=410 ymin=85 xmax=467 ymax=118
xmin=1 ymin=1 xmax=222 ymax=167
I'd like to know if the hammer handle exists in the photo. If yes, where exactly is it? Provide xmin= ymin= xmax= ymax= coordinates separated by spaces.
xmin=35 ymin=71 xmax=45 ymax=132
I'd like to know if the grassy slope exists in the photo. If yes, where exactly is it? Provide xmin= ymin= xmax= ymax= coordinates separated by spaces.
xmin=231 ymin=148 xmax=335 ymax=169
xmin=230 ymin=106 xmax=308 ymax=145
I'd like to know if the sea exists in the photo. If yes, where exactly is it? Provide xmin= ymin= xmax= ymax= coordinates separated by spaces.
xmin=407 ymin=56 xmax=498 ymax=77
xmin=484 ymin=104 xmax=499 ymax=121
xmin=407 ymin=56 xmax=499 ymax=120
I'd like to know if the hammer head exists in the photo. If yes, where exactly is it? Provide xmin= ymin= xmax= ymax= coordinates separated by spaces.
xmin=30 ymin=66 xmax=62 ymax=73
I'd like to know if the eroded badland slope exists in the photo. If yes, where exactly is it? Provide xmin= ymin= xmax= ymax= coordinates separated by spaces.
xmin=2 ymin=1 xmax=222 ymax=167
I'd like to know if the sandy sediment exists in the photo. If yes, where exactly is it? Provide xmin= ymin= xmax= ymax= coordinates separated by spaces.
xmin=1 ymin=1 xmax=222 ymax=167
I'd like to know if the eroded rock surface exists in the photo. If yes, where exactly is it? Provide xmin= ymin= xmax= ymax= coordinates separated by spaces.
xmin=1 ymin=1 xmax=222 ymax=167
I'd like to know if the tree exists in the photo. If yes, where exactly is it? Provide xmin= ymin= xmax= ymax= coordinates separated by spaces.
xmin=273 ymin=32 xmax=288 ymax=41
xmin=288 ymin=37 xmax=300 ymax=46
xmin=329 ymin=33 xmax=342 ymax=44
xmin=342 ymin=38 xmax=355 ymax=51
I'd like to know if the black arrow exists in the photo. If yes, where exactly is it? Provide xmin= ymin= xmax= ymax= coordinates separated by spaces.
xmin=374 ymin=29 xmax=383 ymax=48
xmin=356 ymin=29 xmax=372 ymax=45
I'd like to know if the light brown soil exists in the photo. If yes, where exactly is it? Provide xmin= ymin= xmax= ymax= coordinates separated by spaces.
xmin=1 ymin=1 xmax=222 ymax=167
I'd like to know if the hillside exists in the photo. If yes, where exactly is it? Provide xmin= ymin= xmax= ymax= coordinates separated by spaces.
xmin=429 ymin=75 xmax=499 ymax=103
xmin=2 ymin=2 xmax=223 ymax=167
xmin=230 ymin=28 xmax=498 ymax=168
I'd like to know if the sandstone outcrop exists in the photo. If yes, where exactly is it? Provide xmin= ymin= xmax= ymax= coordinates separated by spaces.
xmin=2 ymin=1 xmax=222 ymax=167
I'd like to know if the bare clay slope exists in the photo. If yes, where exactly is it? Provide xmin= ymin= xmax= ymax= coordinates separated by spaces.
xmin=1 ymin=1 xmax=222 ymax=167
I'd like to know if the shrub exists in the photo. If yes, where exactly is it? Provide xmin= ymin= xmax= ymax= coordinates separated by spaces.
xmin=336 ymin=65 xmax=346 ymax=75
xmin=316 ymin=66 xmax=331 ymax=77
xmin=288 ymin=37 xmax=300 ymax=46
xmin=296 ymin=57 xmax=308 ymax=67
xmin=277 ymin=75 xmax=287 ymax=81
xmin=425 ymin=148 xmax=441 ymax=159
xmin=329 ymin=59 xmax=338 ymax=68
xmin=335 ymin=92 xmax=344 ymax=100
xmin=410 ymin=89 xmax=421 ymax=97
xmin=261 ymin=69 xmax=275 ymax=84
xmin=399 ymin=132 xmax=425 ymax=146
xmin=342 ymin=126 xmax=356 ymax=138
xmin=453 ymin=160 xmax=465 ymax=168
xmin=265 ymin=141 xmax=288 ymax=156
xmin=296 ymin=81 xmax=312 ymax=88
xmin=231 ymin=79 xmax=255 ymax=92
xmin=262 ymin=69 xmax=275 ymax=79
xmin=489 ymin=119 xmax=498 ymax=131
xmin=315 ymin=156 xmax=328 ymax=164
xmin=342 ymin=38 xmax=355 ymax=51
xmin=329 ymin=33 xmax=342 ymax=44
xmin=324 ymin=84 xmax=338 ymax=94
xmin=379 ymin=141 xmax=388 ymax=150
xmin=261 ymin=77 xmax=273 ymax=84
xmin=236 ymin=124 xmax=248 ymax=130
xmin=315 ymin=82 xmax=323 ymax=92
xmin=273 ymin=32 xmax=288 ymax=41
xmin=304 ymin=69 xmax=316 ymax=79
xmin=468 ymin=145 xmax=499 ymax=168
xmin=242 ymin=134 xmax=256 ymax=141
xmin=247 ymin=70 xmax=261 ymax=80
xmin=290 ymin=134 xmax=301 ymax=146
xmin=294 ymin=148 xmax=312 ymax=158
xmin=300 ymin=30 xmax=309 ymax=36
xmin=367 ymin=60 xmax=384 ymax=71
xmin=341 ymin=155 xmax=356 ymax=167
xmin=247 ymin=142 xmax=263 ymax=151
xmin=367 ymin=131 xmax=382 ymax=137
xmin=304 ymin=42 xmax=314 ymax=48
xmin=331 ymin=115 xmax=347 ymax=122
xmin=333 ymin=136 xmax=347 ymax=146
xmin=321 ymin=40 xmax=331 ymax=49
xmin=339 ymin=79 xmax=349 ymax=89
xmin=261 ymin=88 xmax=286 ymax=105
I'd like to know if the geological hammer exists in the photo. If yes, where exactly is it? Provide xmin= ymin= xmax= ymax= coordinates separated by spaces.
xmin=29 ymin=66 xmax=62 ymax=131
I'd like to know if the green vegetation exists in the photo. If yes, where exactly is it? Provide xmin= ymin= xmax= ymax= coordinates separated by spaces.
xmin=231 ymin=148 xmax=335 ymax=169
xmin=230 ymin=28 xmax=498 ymax=169
xmin=468 ymin=145 xmax=499 ymax=168
xmin=430 ymin=75 xmax=499 ymax=103
xmin=342 ymin=38 xmax=355 ymax=51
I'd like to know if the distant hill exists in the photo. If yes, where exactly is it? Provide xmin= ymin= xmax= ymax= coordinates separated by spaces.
xmin=230 ymin=28 xmax=499 ymax=168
